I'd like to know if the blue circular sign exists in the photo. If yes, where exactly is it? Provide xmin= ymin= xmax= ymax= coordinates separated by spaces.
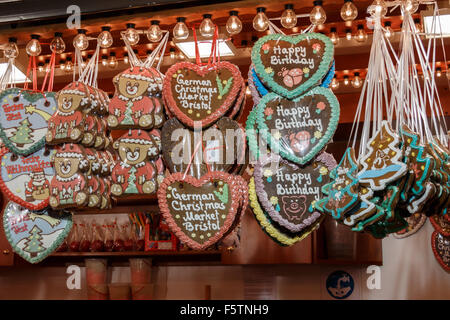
xmin=326 ymin=270 xmax=354 ymax=299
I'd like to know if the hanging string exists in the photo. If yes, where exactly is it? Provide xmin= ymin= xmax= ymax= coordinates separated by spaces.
xmin=23 ymin=56 xmax=38 ymax=91
xmin=40 ymin=51 xmax=56 ymax=92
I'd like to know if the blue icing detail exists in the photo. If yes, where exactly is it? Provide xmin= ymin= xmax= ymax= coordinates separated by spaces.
xmin=252 ymin=67 xmax=269 ymax=96
xmin=320 ymin=61 xmax=335 ymax=88
xmin=357 ymin=164 xmax=403 ymax=180
xmin=267 ymin=177 xmax=272 ymax=183
xmin=317 ymin=175 xmax=323 ymax=183
xmin=276 ymin=204 xmax=280 ymax=212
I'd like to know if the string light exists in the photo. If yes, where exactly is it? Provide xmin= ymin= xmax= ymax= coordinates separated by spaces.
xmin=59 ymin=59 xmax=66 ymax=71
xmin=343 ymin=75 xmax=350 ymax=85
xmin=340 ymin=0 xmax=358 ymax=22
xmin=331 ymin=75 xmax=340 ymax=90
xmin=108 ymin=52 xmax=118 ymax=69
xmin=200 ymin=14 xmax=215 ymax=38
xmin=345 ymin=28 xmax=352 ymax=40
xmin=146 ymin=50 xmax=152 ymax=59
xmin=125 ymin=23 xmax=140 ymax=45
xmin=65 ymin=57 xmax=73 ymax=73
xmin=101 ymin=55 xmax=108 ymax=67
xmin=414 ymin=18 xmax=422 ymax=33
xmin=147 ymin=20 xmax=163 ymax=43
xmin=44 ymin=59 xmax=50 ymax=72
xmin=253 ymin=7 xmax=269 ymax=32
xmin=26 ymin=34 xmax=42 ymax=56
xmin=4 ymin=37 xmax=18 ymax=59
xmin=38 ymin=62 xmax=44 ymax=73
xmin=98 ymin=26 xmax=113 ymax=48
xmin=281 ymin=4 xmax=297 ymax=29
xmin=123 ymin=53 xmax=129 ymax=64
xmin=245 ymin=85 xmax=251 ymax=95
xmin=170 ymin=48 xmax=176 ymax=59
xmin=436 ymin=67 xmax=442 ymax=77
xmin=310 ymin=0 xmax=327 ymax=26
xmin=173 ymin=17 xmax=189 ymax=40
xmin=73 ymin=29 xmax=89 ymax=51
xmin=404 ymin=0 xmax=419 ymax=13
xmin=50 ymin=32 xmax=66 ymax=54
xmin=329 ymin=27 xmax=339 ymax=45
xmin=355 ymin=24 xmax=367 ymax=42
xmin=351 ymin=72 xmax=363 ymax=88
xmin=368 ymin=0 xmax=387 ymax=18
xmin=384 ymin=21 xmax=394 ymax=39
xmin=178 ymin=52 xmax=185 ymax=60
xmin=226 ymin=11 xmax=242 ymax=35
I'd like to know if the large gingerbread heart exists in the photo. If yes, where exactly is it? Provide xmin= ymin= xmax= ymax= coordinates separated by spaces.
xmin=0 ymin=147 xmax=55 ymax=210
xmin=431 ymin=231 xmax=450 ymax=272
xmin=252 ymin=33 xmax=334 ymax=99
xmin=157 ymin=171 xmax=240 ymax=250
xmin=161 ymin=117 xmax=246 ymax=178
xmin=248 ymin=177 xmax=322 ymax=246
xmin=254 ymin=152 xmax=335 ymax=233
xmin=430 ymin=214 xmax=450 ymax=237
xmin=163 ymin=61 xmax=243 ymax=128
xmin=256 ymin=87 xmax=339 ymax=165
xmin=0 ymin=88 xmax=57 ymax=155
xmin=3 ymin=201 xmax=72 ymax=264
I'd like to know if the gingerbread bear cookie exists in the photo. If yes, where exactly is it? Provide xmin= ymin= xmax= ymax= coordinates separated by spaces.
xmin=49 ymin=143 xmax=89 ymax=209
xmin=107 ymin=67 xmax=163 ymax=130
xmin=111 ymin=130 xmax=159 ymax=196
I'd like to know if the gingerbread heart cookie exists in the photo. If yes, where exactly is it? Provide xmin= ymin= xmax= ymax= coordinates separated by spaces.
xmin=161 ymin=117 xmax=246 ymax=178
xmin=256 ymin=87 xmax=339 ymax=165
xmin=163 ymin=61 xmax=243 ymax=128
xmin=431 ymin=231 xmax=450 ymax=272
xmin=252 ymin=33 xmax=334 ymax=99
xmin=0 ymin=147 xmax=55 ymax=210
xmin=157 ymin=171 xmax=240 ymax=250
xmin=3 ymin=201 xmax=72 ymax=264
xmin=394 ymin=213 xmax=427 ymax=239
xmin=0 ymin=88 xmax=57 ymax=155
xmin=430 ymin=214 xmax=450 ymax=237
xmin=254 ymin=152 xmax=335 ymax=233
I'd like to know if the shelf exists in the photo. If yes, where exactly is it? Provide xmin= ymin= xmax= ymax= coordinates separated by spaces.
xmin=72 ymin=194 xmax=159 ymax=215
xmin=51 ymin=250 xmax=221 ymax=257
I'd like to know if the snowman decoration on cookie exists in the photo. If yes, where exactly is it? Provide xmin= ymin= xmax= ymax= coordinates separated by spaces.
xmin=111 ymin=130 xmax=160 ymax=196
xmin=107 ymin=68 xmax=161 ymax=129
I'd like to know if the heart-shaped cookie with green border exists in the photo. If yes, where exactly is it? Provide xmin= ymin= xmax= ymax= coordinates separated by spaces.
xmin=252 ymin=33 xmax=334 ymax=99
xmin=0 ymin=88 xmax=57 ymax=155
xmin=3 ymin=201 xmax=72 ymax=264
xmin=256 ymin=87 xmax=339 ymax=165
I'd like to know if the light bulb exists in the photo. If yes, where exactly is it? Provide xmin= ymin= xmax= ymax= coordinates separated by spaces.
xmin=351 ymin=72 xmax=363 ymax=88
xmin=178 ymin=52 xmax=185 ymax=60
xmin=414 ymin=18 xmax=422 ymax=33
xmin=345 ymin=28 xmax=352 ymax=40
xmin=50 ymin=32 xmax=66 ymax=54
xmin=404 ymin=0 xmax=419 ymax=13
xmin=331 ymin=76 xmax=340 ymax=90
xmin=44 ymin=59 xmax=50 ymax=72
xmin=169 ymin=48 xmax=176 ymax=59
xmin=436 ymin=67 xmax=442 ymax=77
xmin=343 ymin=75 xmax=350 ymax=85
xmin=245 ymin=85 xmax=251 ymax=95
xmin=368 ymin=0 xmax=387 ymax=18
xmin=26 ymin=34 xmax=42 ymax=56
xmin=59 ymin=60 xmax=66 ymax=71
xmin=199 ymin=14 xmax=215 ymax=38
xmin=310 ymin=0 xmax=327 ymax=26
xmin=73 ymin=29 xmax=89 ymax=51
xmin=340 ymin=0 xmax=358 ymax=22
xmin=81 ymin=60 xmax=86 ymax=68
xmin=38 ymin=63 xmax=44 ymax=73
xmin=125 ymin=23 xmax=140 ymax=45
xmin=173 ymin=17 xmax=189 ymax=40
xmin=384 ymin=21 xmax=394 ymax=39
xmin=226 ymin=11 xmax=242 ymax=35
xmin=98 ymin=26 xmax=113 ymax=48
xmin=329 ymin=27 xmax=340 ymax=45
xmin=281 ymin=4 xmax=297 ymax=29
xmin=147 ymin=20 xmax=163 ymax=42
xmin=253 ymin=7 xmax=269 ymax=32
xmin=65 ymin=57 xmax=73 ymax=73
xmin=4 ymin=37 xmax=19 ymax=59
xmin=101 ymin=55 xmax=108 ymax=67
xmin=146 ymin=50 xmax=152 ymax=59
xmin=355 ymin=24 xmax=367 ymax=42
xmin=108 ymin=52 xmax=118 ymax=69
xmin=123 ymin=53 xmax=129 ymax=64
